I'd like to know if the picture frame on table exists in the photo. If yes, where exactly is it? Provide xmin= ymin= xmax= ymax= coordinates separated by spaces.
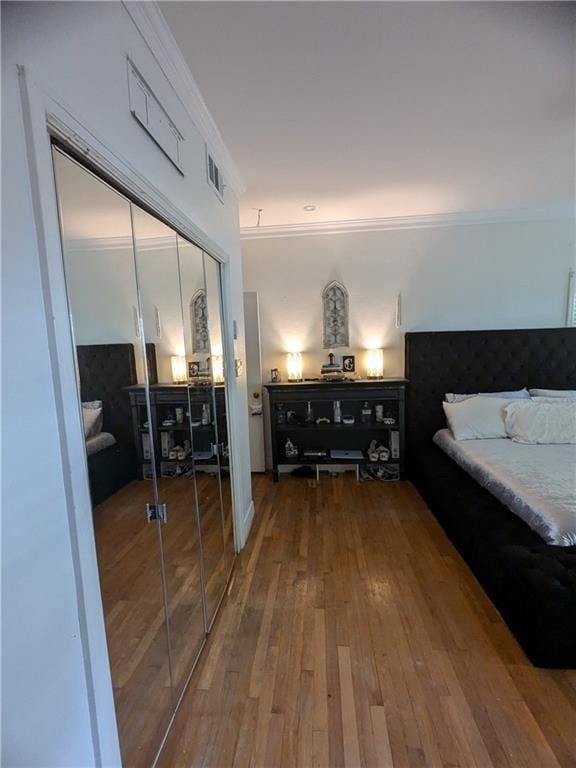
xmin=342 ymin=355 xmax=355 ymax=373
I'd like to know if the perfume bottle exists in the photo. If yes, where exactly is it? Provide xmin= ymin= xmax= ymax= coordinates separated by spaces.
xmin=201 ymin=402 xmax=211 ymax=425
xmin=333 ymin=400 xmax=342 ymax=424
xmin=361 ymin=401 xmax=372 ymax=423
xmin=306 ymin=401 xmax=314 ymax=424
xmin=276 ymin=403 xmax=286 ymax=425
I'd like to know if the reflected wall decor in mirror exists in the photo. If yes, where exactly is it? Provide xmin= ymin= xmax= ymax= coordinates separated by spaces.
xmin=52 ymin=146 xmax=236 ymax=766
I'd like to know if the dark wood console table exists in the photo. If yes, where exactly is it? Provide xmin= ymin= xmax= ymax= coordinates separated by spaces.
xmin=264 ymin=379 xmax=407 ymax=481
xmin=126 ymin=383 xmax=228 ymax=479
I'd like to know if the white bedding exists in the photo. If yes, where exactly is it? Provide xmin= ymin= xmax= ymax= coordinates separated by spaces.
xmin=433 ymin=428 xmax=576 ymax=546
xmin=86 ymin=431 xmax=116 ymax=457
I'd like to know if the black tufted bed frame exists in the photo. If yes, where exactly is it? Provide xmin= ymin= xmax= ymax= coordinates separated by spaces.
xmin=405 ymin=328 xmax=576 ymax=668
xmin=76 ymin=343 xmax=157 ymax=506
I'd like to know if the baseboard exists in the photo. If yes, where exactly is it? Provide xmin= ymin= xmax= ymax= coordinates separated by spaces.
xmin=240 ymin=499 xmax=255 ymax=548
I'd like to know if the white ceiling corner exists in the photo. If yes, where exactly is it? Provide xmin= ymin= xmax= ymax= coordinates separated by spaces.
xmin=160 ymin=2 xmax=575 ymax=229
xmin=124 ymin=0 xmax=245 ymax=197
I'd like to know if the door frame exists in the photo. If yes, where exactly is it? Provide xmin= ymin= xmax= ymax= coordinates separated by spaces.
xmin=17 ymin=65 xmax=242 ymax=766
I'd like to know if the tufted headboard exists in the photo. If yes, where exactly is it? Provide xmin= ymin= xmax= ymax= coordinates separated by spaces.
xmin=76 ymin=343 xmax=137 ymax=454
xmin=404 ymin=328 xmax=576 ymax=449
xmin=76 ymin=342 xmax=158 ymax=449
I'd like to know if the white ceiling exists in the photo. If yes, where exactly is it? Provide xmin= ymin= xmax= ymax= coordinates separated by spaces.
xmin=161 ymin=1 xmax=575 ymax=230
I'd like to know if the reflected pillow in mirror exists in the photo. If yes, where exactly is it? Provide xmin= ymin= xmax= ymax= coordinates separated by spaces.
xmin=82 ymin=400 xmax=103 ymax=438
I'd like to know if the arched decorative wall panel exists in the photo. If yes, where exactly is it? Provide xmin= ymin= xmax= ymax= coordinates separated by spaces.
xmin=322 ymin=281 xmax=349 ymax=348
xmin=191 ymin=289 xmax=210 ymax=353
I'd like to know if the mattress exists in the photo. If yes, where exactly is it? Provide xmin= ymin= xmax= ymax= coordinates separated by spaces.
xmin=86 ymin=431 xmax=116 ymax=457
xmin=433 ymin=429 xmax=576 ymax=546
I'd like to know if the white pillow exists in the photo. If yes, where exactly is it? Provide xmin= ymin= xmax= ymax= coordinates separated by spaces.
xmin=504 ymin=400 xmax=576 ymax=444
xmin=528 ymin=389 xmax=576 ymax=399
xmin=445 ymin=388 xmax=529 ymax=403
xmin=443 ymin=397 xmax=512 ymax=440
xmin=82 ymin=401 xmax=103 ymax=438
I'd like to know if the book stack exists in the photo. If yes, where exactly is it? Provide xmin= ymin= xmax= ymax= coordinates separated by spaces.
xmin=321 ymin=361 xmax=344 ymax=381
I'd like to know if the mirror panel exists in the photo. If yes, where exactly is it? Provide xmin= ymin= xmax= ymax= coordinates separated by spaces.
xmin=52 ymin=149 xmax=172 ymax=767
xmin=53 ymin=148 xmax=238 ymax=763
xmin=178 ymin=237 xmax=228 ymax=626
xmin=131 ymin=207 xmax=206 ymax=699
xmin=204 ymin=254 xmax=236 ymax=574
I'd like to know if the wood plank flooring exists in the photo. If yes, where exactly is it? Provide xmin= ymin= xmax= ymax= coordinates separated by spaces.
xmin=158 ymin=474 xmax=576 ymax=768
xmin=94 ymin=473 xmax=231 ymax=768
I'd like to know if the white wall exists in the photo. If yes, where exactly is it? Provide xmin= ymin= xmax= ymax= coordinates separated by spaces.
xmin=242 ymin=218 xmax=575 ymax=382
xmin=2 ymin=2 xmax=251 ymax=766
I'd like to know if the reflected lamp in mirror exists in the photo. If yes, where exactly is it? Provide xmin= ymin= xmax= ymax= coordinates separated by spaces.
xmin=212 ymin=355 xmax=225 ymax=383
xmin=171 ymin=355 xmax=187 ymax=384
xmin=287 ymin=352 xmax=303 ymax=382
xmin=366 ymin=348 xmax=384 ymax=379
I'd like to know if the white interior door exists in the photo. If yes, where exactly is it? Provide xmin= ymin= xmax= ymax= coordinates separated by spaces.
xmin=243 ymin=292 xmax=266 ymax=472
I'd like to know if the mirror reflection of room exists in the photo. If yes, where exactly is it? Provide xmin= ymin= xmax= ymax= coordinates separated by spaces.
xmin=203 ymin=253 xmax=235 ymax=582
xmin=52 ymin=148 xmax=235 ymax=768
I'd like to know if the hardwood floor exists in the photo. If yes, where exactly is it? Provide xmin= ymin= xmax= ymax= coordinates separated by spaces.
xmin=158 ymin=473 xmax=576 ymax=768
xmin=94 ymin=473 xmax=231 ymax=768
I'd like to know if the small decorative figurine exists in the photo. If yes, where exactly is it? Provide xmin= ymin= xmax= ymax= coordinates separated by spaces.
xmin=321 ymin=351 xmax=343 ymax=379
xmin=284 ymin=437 xmax=299 ymax=458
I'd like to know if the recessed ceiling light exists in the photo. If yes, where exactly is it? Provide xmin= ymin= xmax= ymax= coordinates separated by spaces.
xmin=303 ymin=205 xmax=316 ymax=212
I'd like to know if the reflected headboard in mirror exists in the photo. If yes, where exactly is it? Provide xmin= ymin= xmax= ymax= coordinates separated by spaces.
xmin=404 ymin=327 xmax=576 ymax=451
xmin=76 ymin=342 xmax=158 ymax=505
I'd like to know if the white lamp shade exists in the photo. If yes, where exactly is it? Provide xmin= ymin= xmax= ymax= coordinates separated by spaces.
xmin=212 ymin=354 xmax=224 ymax=383
xmin=366 ymin=348 xmax=384 ymax=379
xmin=170 ymin=355 xmax=187 ymax=383
xmin=287 ymin=352 xmax=303 ymax=381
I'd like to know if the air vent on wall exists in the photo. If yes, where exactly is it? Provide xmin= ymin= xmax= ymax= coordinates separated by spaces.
xmin=127 ymin=59 xmax=184 ymax=174
xmin=206 ymin=147 xmax=224 ymax=201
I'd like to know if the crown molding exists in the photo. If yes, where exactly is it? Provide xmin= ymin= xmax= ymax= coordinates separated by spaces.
xmin=123 ymin=1 xmax=246 ymax=197
xmin=65 ymin=235 xmax=176 ymax=253
xmin=240 ymin=205 xmax=573 ymax=240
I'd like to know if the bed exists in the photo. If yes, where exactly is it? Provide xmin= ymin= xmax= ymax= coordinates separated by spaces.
xmin=405 ymin=328 xmax=576 ymax=668
xmin=76 ymin=343 xmax=157 ymax=505
xmin=434 ymin=429 xmax=576 ymax=546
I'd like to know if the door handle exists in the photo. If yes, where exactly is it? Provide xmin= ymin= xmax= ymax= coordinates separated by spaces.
xmin=146 ymin=503 xmax=167 ymax=524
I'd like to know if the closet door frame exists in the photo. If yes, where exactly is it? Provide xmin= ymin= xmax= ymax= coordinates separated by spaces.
xmin=203 ymin=253 xmax=239 ymax=570
xmin=18 ymin=70 xmax=240 ymax=767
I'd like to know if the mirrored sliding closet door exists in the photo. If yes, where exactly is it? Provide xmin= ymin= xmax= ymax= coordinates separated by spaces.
xmin=130 ymin=207 xmax=207 ymax=704
xmin=52 ymin=147 xmax=237 ymax=767
xmin=53 ymin=149 xmax=173 ymax=767
xmin=203 ymin=254 xmax=236 ymax=583
xmin=178 ymin=240 xmax=229 ymax=626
